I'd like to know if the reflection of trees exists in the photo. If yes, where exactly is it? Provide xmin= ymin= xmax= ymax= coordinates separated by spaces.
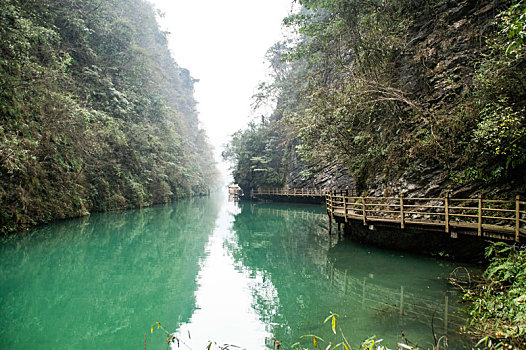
xmin=0 ymin=196 xmax=221 ymax=349
xmin=230 ymin=202 xmax=470 ymax=347
xmin=230 ymin=203 xmax=347 ymax=341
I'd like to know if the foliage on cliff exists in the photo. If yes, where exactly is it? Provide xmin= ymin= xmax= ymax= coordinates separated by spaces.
xmin=226 ymin=0 xmax=526 ymax=195
xmin=0 ymin=0 xmax=218 ymax=234
xmin=222 ymin=41 xmax=308 ymax=192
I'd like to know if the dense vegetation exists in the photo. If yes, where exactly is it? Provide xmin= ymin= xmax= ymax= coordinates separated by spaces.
xmin=225 ymin=0 xmax=526 ymax=195
xmin=0 ymin=0 xmax=218 ymax=234
xmin=463 ymin=243 xmax=526 ymax=349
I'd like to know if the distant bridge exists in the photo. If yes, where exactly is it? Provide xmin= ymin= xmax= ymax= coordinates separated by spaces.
xmin=251 ymin=188 xmax=525 ymax=242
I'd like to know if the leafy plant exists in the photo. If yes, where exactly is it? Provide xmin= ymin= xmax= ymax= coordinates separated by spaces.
xmin=463 ymin=243 xmax=526 ymax=349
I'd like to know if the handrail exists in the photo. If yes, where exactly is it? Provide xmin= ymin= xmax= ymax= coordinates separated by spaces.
xmin=251 ymin=188 xmax=525 ymax=242
xmin=325 ymin=192 xmax=525 ymax=242
xmin=252 ymin=187 xmax=357 ymax=197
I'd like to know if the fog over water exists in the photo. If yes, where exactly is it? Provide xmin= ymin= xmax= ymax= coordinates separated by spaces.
xmin=151 ymin=0 xmax=294 ymax=184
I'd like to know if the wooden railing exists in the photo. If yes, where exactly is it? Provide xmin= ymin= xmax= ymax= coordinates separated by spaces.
xmin=252 ymin=187 xmax=359 ymax=198
xmin=252 ymin=187 xmax=333 ymax=197
xmin=326 ymin=193 xmax=526 ymax=242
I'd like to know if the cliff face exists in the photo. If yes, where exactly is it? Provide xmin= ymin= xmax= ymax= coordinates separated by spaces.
xmin=284 ymin=150 xmax=355 ymax=190
xmin=402 ymin=0 xmax=495 ymax=113
xmin=291 ymin=0 xmax=524 ymax=198
xmin=370 ymin=0 xmax=521 ymax=198
xmin=227 ymin=0 xmax=524 ymax=198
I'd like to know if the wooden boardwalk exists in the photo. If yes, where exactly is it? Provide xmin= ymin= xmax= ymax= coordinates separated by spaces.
xmin=327 ymin=192 xmax=525 ymax=242
xmin=251 ymin=187 xmax=332 ymax=199
xmin=251 ymin=188 xmax=525 ymax=242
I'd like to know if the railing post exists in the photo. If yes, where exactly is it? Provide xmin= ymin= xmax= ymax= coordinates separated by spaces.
xmin=516 ymin=195 xmax=521 ymax=242
xmin=400 ymin=193 xmax=405 ymax=229
xmin=361 ymin=196 xmax=367 ymax=225
xmin=330 ymin=193 xmax=334 ymax=218
xmin=478 ymin=193 xmax=483 ymax=237
xmin=343 ymin=193 xmax=348 ymax=223
xmin=445 ymin=193 xmax=450 ymax=233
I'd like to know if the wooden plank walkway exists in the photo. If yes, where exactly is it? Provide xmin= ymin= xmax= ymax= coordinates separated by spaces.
xmin=251 ymin=188 xmax=526 ymax=242
xmin=327 ymin=192 xmax=525 ymax=242
xmin=251 ymin=187 xmax=334 ymax=198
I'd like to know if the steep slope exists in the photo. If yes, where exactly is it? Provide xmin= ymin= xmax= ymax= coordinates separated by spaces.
xmin=0 ymin=0 xmax=218 ymax=234
xmin=226 ymin=0 xmax=525 ymax=198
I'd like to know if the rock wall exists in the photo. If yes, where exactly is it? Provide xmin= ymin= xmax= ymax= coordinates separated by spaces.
xmin=369 ymin=0 xmax=501 ymax=199
xmin=280 ymin=0 xmax=523 ymax=199
xmin=402 ymin=0 xmax=497 ymax=111
xmin=284 ymin=147 xmax=355 ymax=190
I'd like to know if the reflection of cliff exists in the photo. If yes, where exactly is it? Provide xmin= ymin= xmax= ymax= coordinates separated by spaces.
xmin=229 ymin=202 xmax=471 ymax=347
xmin=0 ymin=196 xmax=221 ymax=349
xmin=229 ymin=202 xmax=347 ymax=341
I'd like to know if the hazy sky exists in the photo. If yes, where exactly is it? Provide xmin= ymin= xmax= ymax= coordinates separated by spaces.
xmin=150 ymin=0 xmax=294 ymax=181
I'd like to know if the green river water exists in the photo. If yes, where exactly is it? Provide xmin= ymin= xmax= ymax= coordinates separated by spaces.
xmin=0 ymin=193 xmax=476 ymax=349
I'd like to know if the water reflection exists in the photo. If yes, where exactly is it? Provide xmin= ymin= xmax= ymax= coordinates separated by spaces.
xmin=0 ymin=196 xmax=220 ymax=349
xmin=174 ymin=198 xmax=271 ymax=349
xmin=0 ymin=196 xmax=475 ymax=349
xmin=228 ymin=202 xmax=474 ymax=349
